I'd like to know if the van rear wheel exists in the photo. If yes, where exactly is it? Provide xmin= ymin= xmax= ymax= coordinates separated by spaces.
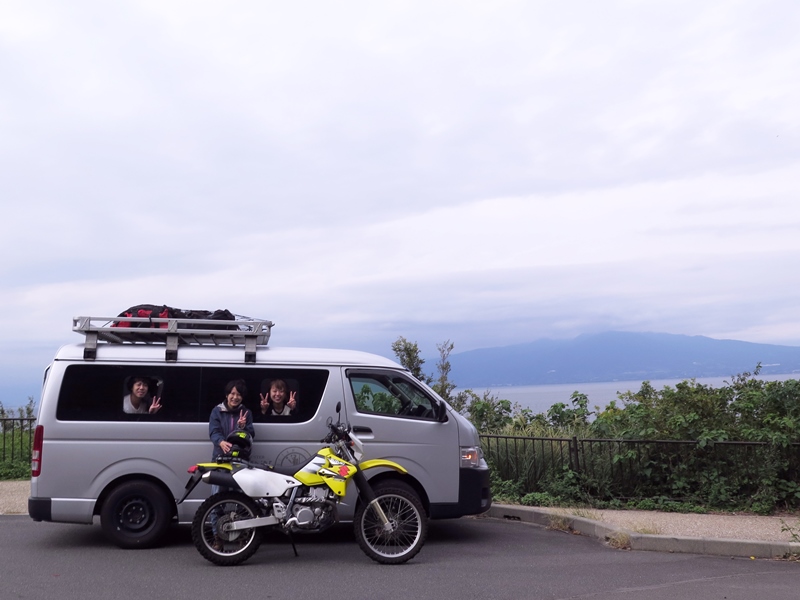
xmin=100 ymin=481 xmax=172 ymax=549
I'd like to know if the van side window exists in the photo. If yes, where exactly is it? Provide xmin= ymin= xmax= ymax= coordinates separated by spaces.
xmin=57 ymin=365 xmax=202 ymax=422
xmin=56 ymin=365 xmax=329 ymax=423
xmin=200 ymin=368 xmax=328 ymax=424
xmin=349 ymin=372 xmax=438 ymax=420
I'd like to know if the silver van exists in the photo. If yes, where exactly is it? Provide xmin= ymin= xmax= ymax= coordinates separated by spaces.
xmin=28 ymin=315 xmax=492 ymax=547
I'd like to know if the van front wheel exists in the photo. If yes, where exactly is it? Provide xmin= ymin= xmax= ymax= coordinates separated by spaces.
xmin=100 ymin=481 xmax=172 ymax=549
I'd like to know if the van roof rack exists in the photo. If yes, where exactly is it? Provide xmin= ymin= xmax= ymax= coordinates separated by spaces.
xmin=72 ymin=315 xmax=274 ymax=364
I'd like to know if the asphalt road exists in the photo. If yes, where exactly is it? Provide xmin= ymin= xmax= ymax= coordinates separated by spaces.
xmin=3 ymin=515 xmax=799 ymax=600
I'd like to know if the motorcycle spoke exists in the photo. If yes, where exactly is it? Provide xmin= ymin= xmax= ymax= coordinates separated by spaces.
xmin=363 ymin=495 xmax=422 ymax=557
xmin=201 ymin=499 xmax=257 ymax=556
xmin=191 ymin=491 xmax=264 ymax=566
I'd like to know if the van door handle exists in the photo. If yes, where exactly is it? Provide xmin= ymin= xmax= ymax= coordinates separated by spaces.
xmin=352 ymin=426 xmax=372 ymax=434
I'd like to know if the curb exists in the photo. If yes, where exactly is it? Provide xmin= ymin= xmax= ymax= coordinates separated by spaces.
xmin=486 ymin=504 xmax=800 ymax=559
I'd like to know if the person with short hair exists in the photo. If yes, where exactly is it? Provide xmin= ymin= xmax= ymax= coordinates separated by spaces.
xmin=123 ymin=377 xmax=162 ymax=414
xmin=207 ymin=379 xmax=255 ymax=548
xmin=209 ymin=379 xmax=254 ymax=459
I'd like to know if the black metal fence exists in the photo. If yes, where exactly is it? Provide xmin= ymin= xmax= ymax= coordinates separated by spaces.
xmin=1 ymin=418 xmax=36 ymax=463
xmin=481 ymin=434 xmax=800 ymax=503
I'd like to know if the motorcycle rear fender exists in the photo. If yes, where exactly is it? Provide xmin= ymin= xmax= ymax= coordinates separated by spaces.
xmin=358 ymin=459 xmax=408 ymax=474
xmin=177 ymin=469 xmax=203 ymax=504
xmin=196 ymin=462 xmax=233 ymax=471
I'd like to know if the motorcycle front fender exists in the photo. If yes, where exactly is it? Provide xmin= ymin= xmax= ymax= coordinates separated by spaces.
xmin=358 ymin=459 xmax=408 ymax=474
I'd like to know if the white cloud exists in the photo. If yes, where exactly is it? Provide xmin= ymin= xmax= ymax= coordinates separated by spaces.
xmin=2 ymin=0 xmax=800 ymax=402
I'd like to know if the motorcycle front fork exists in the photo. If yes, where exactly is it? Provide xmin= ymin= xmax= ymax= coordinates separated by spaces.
xmin=353 ymin=470 xmax=393 ymax=532
xmin=367 ymin=499 xmax=393 ymax=532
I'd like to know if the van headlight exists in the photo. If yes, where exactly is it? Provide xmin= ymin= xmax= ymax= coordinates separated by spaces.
xmin=460 ymin=446 xmax=481 ymax=468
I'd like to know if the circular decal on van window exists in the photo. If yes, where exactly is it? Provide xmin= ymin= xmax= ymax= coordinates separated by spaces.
xmin=276 ymin=447 xmax=311 ymax=466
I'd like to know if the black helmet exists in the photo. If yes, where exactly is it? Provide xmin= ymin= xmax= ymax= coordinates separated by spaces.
xmin=226 ymin=430 xmax=253 ymax=460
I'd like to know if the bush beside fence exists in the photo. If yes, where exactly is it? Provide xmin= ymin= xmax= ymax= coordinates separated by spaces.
xmin=1 ymin=418 xmax=36 ymax=479
xmin=481 ymin=434 xmax=800 ymax=513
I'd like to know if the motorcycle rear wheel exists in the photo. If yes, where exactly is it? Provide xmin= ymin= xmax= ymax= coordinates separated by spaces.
xmin=354 ymin=481 xmax=427 ymax=564
xmin=191 ymin=491 xmax=263 ymax=566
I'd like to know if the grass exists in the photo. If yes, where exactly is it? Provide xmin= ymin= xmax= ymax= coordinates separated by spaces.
xmin=606 ymin=532 xmax=631 ymax=549
xmin=569 ymin=507 xmax=602 ymax=521
xmin=546 ymin=514 xmax=572 ymax=532
xmin=780 ymin=519 xmax=800 ymax=544
xmin=629 ymin=523 xmax=663 ymax=535
xmin=546 ymin=508 xmax=605 ymax=534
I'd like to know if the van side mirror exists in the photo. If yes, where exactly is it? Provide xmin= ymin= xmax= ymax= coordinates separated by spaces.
xmin=436 ymin=400 xmax=448 ymax=422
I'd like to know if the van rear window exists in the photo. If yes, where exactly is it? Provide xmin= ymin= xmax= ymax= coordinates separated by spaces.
xmin=56 ymin=364 xmax=329 ymax=423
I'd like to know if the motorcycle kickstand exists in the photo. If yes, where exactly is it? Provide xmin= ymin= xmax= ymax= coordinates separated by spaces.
xmin=286 ymin=531 xmax=299 ymax=558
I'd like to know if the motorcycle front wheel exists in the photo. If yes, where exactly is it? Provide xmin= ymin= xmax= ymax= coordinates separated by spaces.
xmin=191 ymin=491 xmax=263 ymax=566
xmin=354 ymin=481 xmax=427 ymax=564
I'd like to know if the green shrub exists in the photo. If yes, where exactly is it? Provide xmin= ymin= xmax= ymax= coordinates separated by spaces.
xmin=0 ymin=459 xmax=29 ymax=481
xmin=490 ymin=472 xmax=524 ymax=503
xmin=520 ymin=491 xmax=561 ymax=507
xmin=538 ymin=466 xmax=589 ymax=505
xmin=632 ymin=498 xmax=658 ymax=511
xmin=484 ymin=368 xmax=800 ymax=514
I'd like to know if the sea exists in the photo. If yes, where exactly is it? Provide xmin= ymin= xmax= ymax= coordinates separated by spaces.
xmin=4 ymin=373 xmax=798 ymax=416
xmin=460 ymin=373 xmax=800 ymax=415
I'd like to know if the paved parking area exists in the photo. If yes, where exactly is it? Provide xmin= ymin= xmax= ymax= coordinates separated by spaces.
xmin=4 ymin=513 xmax=800 ymax=600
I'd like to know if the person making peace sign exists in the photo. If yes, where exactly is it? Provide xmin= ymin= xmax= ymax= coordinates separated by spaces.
xmin=259 ymin=379 xmax=297 ymax=417
xmin=209 ymin=379 xmax=255 ymax=459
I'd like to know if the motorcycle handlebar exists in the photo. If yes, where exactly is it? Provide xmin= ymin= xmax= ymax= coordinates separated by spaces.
xmin=320 ymin=421 xmax=351 ymax=444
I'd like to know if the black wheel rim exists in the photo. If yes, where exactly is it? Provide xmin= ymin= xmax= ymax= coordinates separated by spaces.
xmin=115 ymin=496 xmax=154 ymax=533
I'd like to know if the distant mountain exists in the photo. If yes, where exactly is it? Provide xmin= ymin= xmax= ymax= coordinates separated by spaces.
xmin=448 ymin=332 xmax=800 ymax=387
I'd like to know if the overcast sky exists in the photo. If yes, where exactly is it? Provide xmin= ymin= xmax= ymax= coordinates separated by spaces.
xmin=2 ymin=1 xmax=800 ymax=403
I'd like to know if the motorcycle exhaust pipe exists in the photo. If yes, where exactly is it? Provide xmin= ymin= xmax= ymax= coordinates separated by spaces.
xmin=202 ymin=470 xmax=238 ymax=489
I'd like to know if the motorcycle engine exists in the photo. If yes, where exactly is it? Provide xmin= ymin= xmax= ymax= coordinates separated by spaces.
xmin=287 ymin=486 xmax=336 ymax=530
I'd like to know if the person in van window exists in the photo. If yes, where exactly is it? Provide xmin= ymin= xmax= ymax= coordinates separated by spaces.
xmin=209 ymin=379 xmax=254 ymax=459
xmin=123 ymin=377 xmax=163 ymax=414
xmin=258 ymin=379 xmax=297 ymax=418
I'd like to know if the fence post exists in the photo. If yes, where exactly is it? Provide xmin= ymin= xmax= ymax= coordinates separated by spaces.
xmin=1 ymin=418 xmax=36 ymax=463
xmin=570 ymin=436 xmax=581 ymax=473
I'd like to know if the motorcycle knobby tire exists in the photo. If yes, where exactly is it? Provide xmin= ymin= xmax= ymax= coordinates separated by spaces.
xmin=354 ymin=481 xmax=427 ymax=564
xmin=191 ymin=491 xmax=263 ymax=566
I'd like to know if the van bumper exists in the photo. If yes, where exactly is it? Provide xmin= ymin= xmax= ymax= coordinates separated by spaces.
xmin=429 ymin=467 xmax=492 ymax=519
xmin=28 ymin=497 xmax=52 ymax=522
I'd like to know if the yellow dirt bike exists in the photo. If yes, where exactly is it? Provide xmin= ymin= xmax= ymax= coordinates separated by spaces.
xmin=178 ymin=405 xmax=427 ymax=566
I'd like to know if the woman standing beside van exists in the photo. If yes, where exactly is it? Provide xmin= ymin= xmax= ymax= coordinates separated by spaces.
xmin=209 ymin=379 xmax=254 ymax=459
